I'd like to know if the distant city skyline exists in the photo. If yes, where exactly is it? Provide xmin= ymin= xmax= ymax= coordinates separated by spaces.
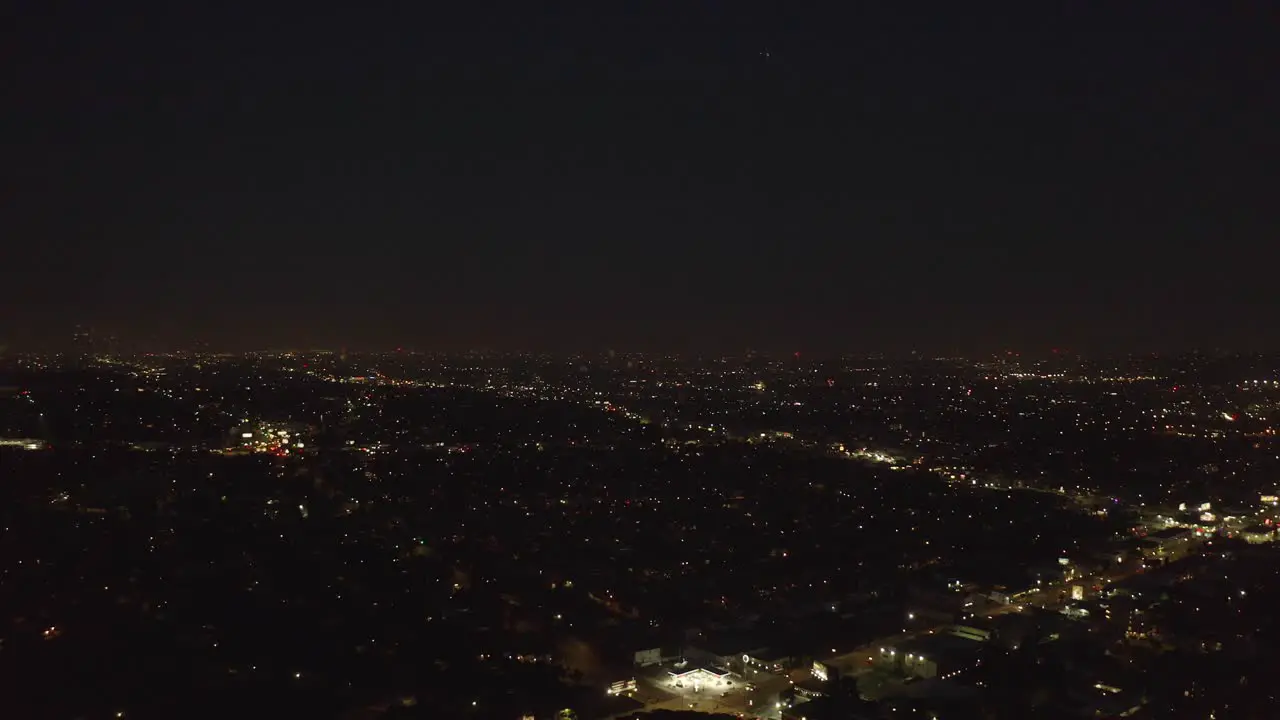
xmin=7 ymin=325 xmax=1280 ymax=363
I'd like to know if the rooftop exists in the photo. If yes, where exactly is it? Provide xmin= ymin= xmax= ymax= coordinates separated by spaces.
xmin=895 ymin=631 xmax=986 ymax=660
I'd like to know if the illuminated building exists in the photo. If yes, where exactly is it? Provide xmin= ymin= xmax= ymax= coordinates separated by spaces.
xmin=1239 ymin=524 xmax=1275 ymax=544
xmin=875 ymin=628 xmax=987 ymax=680
xmin=1139 ymin=527 xmax=1195 ymax=561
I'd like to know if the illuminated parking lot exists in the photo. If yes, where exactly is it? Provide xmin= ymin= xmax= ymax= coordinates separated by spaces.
xmin=631 ymin=665 xmax=785 ymax=717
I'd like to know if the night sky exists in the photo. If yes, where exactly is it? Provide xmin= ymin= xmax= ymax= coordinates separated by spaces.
xmin=5 ymin=2 xmax=1278 ymax=353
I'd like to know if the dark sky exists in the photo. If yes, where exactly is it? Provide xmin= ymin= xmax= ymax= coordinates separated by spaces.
xmin=5 ymin=2 xmax=1278 ymax=353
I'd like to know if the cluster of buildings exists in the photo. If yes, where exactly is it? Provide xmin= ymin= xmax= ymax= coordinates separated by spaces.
xmin=1 ymin=350 xmax=1278 ymax=719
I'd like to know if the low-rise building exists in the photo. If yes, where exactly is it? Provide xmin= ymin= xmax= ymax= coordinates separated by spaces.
xmin=742 ymin=648 xmax=796 ymax=674
xmin=874 ymin=627 xmax=987 ymax=681
xmin=1239 ymin=524 xmax=1275 ymax=544
xmin=1139 ymin=527 xmax=1195 ymax=561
